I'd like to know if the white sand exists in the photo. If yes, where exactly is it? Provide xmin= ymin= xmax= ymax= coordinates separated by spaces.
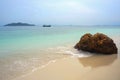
xmin=17 ymin=54 xmax=120 ymax=80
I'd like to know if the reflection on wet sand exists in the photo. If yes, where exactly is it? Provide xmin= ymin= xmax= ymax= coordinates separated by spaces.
xmin=78 ymin=54 xmax=117 ymax=68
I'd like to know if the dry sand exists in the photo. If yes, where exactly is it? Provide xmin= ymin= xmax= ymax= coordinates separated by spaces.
xmin=17 ymin=54 xmax=120 ymax=80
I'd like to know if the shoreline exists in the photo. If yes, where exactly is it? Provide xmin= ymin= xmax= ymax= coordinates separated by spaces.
xmin=16 ymin=54 xmax=120 ymax=80
xmin=0 ymin=26 xmax=120 ymax=80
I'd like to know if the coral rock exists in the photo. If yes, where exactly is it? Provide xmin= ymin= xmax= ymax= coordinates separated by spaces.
xmin=74 ymin=33 xmax=117 ymax=54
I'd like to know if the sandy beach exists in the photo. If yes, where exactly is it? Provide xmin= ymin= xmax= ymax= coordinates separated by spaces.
xmin=1 ymin=0 xmax=120 ymax=80
xmin=16 ymin=54 xmax=120 ymax=80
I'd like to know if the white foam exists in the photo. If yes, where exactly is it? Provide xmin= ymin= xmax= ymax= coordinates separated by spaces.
xmin=14 ymin=59 xmax=57 ymax=80
xmin=64 ymin=50 xmax=93 ymax=58
xmin=32 ymin=59 xmax=56 ymax=72
xmin=65 ymin=51 xmax=74 ymax=54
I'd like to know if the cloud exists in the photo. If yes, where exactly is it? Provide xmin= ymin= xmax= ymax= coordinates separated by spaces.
xmin=1 ymin=0 xmax=119 ymax=25
xmin=42 ymin=1 xmax=96 ymax=14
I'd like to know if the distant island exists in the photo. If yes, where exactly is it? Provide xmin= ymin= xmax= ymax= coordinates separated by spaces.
xmin=4 ymin=22 xmax=35 ymax=26
xmin=43 ymin=25 xmax=51 ymax=27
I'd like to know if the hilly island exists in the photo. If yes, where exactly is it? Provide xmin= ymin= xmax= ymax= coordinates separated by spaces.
xmin=4 ymin=22 xmax=35 ymax=26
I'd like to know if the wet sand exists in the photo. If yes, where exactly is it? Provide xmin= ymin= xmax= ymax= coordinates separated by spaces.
xmin=17 ymin=54 xmax=120 ymax=80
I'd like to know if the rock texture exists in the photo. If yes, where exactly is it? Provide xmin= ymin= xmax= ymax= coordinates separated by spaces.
xmin=74 ymin=33 xmax=117 ymax=54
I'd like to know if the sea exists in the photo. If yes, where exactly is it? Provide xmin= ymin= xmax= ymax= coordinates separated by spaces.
xmin=0 ymin=25 xmax=120 ymax=80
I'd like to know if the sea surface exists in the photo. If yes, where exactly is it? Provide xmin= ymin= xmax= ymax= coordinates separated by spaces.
xmin=0 ymin=25 xmax=120 ymax=80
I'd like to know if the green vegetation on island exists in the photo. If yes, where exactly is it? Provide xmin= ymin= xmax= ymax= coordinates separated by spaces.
xmin=4 ymin=22 xmax=35 ymax=26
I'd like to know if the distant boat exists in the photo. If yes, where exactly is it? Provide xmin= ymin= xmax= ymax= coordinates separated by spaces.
xmin=43 ymin=25 xmax=51 ymax=27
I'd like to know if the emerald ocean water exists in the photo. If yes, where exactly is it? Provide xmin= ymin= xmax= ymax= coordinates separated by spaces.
xmin=0 ymin=25 xmax=120 ymax=80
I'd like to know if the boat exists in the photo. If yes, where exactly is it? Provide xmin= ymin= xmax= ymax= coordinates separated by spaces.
xmin=43 ymin=25 xmax=51 ymax=27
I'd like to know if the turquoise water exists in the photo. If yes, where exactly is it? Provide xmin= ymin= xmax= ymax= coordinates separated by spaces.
xmin=0 ymin=26 xmax=120 ymax=80
xmin=0 ymin=26 xmax=120 ymax=56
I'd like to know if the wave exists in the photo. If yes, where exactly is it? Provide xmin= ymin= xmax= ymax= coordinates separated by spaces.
xmin=14 ymin=59 xmax=57 ymax=80
xmin=64 ymin=50 xmax=93 ymax=58
xmin=1 ymin=45 xmax=93 ymax=80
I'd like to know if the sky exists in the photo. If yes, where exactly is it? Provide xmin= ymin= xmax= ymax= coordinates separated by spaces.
xmin=0 ymin=0 xmax=120 ymax=25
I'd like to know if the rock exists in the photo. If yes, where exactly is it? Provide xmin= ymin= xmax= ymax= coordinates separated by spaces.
xmin=74 ymin=33 xmax=117 ymax=54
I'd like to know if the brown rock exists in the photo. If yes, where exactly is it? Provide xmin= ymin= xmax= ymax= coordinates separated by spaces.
xmin=74 ymin=33 xmax=118 ymax=54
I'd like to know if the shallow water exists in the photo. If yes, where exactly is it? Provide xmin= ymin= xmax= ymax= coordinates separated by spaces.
xmin=0 ymin=25 xmax=120 ymax=80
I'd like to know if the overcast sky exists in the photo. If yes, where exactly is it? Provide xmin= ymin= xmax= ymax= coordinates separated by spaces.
xmin=0 ymin=0 xmax=120 ymax=25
